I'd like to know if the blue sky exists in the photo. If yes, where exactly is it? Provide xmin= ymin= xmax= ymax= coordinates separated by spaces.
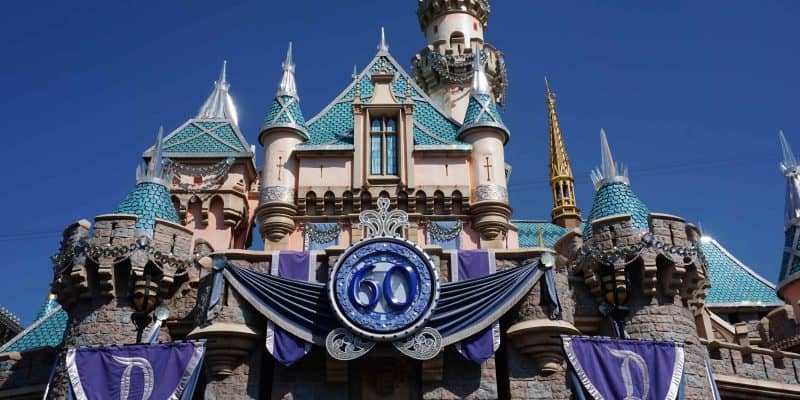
xmin=0 ymin=1 xmax=798 ymax=324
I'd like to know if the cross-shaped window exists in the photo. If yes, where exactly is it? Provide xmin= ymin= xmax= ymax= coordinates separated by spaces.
xmin=369 ymin=117 xmax=398 ymax=176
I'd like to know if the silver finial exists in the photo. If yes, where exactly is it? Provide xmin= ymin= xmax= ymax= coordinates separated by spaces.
xmin=197 ymin=60 xmax=239 ymax=126
xmin=137 ymin=126 xmax=173 ymax=186
xmin=590 ymin=129 xmax=629 ymax=190
xmin=378 ymin=27 xmax=389 ymax=52
xmin=277 ymin=42 xmax=298 ymax=98
xmin=352 ymin=64 xmax=358 ymax=80
xmin=357 ymin=197 xmax=410 ymax=237
xmin=780 ymin=130 xmax=798 ymax=175
xmin=470 ymin=49 xmax=491 ymax=95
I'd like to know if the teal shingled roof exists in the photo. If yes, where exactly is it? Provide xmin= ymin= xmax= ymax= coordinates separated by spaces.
xmin=304 ymin=54 xmax=463 ymax=146
xmin=0 ymin=298 xmax=67 ymax=353
xmin=584 ymin=181 xmax=650 ymax=240
xmin=513 ymin=221 xmax=573 ymax=248
xmin=261 ymin=95 xmax=310 ymax=139
xmin=157 ymin=119 xmax=251 ymax=156
xmin=700 ymin=238 xmax=782 ymax=306
xmin=458 ymin=93 xmax=509 ymax=142
xmin=114 ymin=182 xmax=180 ymax=232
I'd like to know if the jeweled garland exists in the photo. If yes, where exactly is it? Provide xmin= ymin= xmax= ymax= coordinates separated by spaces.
xmin=51 ymin=237 xmax=195 ymax=275
xmin=427 ymin=220 xmax=463 ymax=242
xmin=306 ymin=223 xmax=341 ymax=244
xmin=165 ymin=158 xmax=234 ymax=198
xmin=577 ymin=233 xmax=706 ymax=267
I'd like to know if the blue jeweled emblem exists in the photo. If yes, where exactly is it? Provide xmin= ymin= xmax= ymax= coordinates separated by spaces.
xmin=328 ymin=237 xmax=440 ymax=341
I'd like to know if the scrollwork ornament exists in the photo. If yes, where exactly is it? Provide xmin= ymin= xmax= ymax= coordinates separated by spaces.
xmin=357 ymin=197 xmax=410 ymax=238
xmin=475 ymin=184 xmax=508 ymax=202
xmin=392 ymin=327 xmax=442 ymax=360
xmin=261 ymin=186 xmax=295 ymax=203
xmin=325 ymin=328 xmax=376 ymax=361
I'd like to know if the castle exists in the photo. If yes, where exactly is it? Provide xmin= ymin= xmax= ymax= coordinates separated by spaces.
xmin=2 ymin=1 xmax=800 ymax=399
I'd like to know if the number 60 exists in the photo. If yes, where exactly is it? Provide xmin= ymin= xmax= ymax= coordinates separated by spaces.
xmin=348 ymin=264 xmax=418 ymax=310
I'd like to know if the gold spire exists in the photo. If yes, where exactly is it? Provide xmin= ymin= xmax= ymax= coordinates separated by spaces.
xmin=546 ymin=78 xmax=581 ymax=228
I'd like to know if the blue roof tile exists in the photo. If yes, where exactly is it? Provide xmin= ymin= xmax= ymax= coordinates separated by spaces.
xmin=114 ymin=182 xmax=180 ymax=232
xmin=162 ymin=120 xmax=249 ymax=155
xmin=701 ymin=238 xmax=782 ymax=306
xmin=584 ymin=182 xmax=650 ymax=240
xmin=0 ymin=298 xmax=67 ymax=353
xmin=261 ymin=95 xmax=310 ymax=139
xmin=513 ymin=221 xmax=572 ymax=248
xmin=304 ymin=54 xmax=464 ymax=147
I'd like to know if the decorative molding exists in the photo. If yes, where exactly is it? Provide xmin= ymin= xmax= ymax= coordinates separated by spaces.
xmin=261 ymin=186 xmax=295 ymax=203
xmin=475 ymin=184 xmax=508 ymax=203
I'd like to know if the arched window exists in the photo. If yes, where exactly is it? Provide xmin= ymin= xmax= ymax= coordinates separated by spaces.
xmin=369 ymin=117 xmax=398 ymax=176
xmin=450 ymin=31 xmax=465 ymax=53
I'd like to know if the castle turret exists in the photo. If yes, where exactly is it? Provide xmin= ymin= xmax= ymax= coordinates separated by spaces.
xmin=256 ymin=43 xmax=309 ymax=250
xmin=145 ymin=61 xmax=257 ymax=251
xmin=546 ymin=78 xmax=581 ymax=228
xmin=777 ymin=130 xmax=800 ymax=317
xmin=458 ymin=54 xmax=511 ymax=248
xmin=574 ymin=130 xmax=713 ymax=397
xmin=412 ymin=0 xmax=507 ymax=120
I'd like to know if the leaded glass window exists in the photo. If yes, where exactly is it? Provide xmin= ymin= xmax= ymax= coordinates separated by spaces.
xmin=369 ymin=117 xmax=398 ymax=176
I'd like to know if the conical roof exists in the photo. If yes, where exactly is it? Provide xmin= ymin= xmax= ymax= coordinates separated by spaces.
xmin=116 ymin=128 xmax=180 ymax=234
xmin=457 ymin=52 xmax=509 ymax=143
xmin=584 ymin=130 xmax=649 ymax=240
xmin=260 ymin=42 xmax=309 ymax=141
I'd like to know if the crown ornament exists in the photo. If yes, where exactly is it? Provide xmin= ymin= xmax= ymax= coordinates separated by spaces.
xmin=357 ymin=197 xmax=410 ymax=238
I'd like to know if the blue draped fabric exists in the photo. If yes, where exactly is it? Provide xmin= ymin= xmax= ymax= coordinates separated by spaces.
xmin=307 ymin=223 xmax=340 ymax=250
xmin=563 ymin=336 xmax=685 ymax=400
xmin=429 ymin=220 xmax=461 ymax=250
xmin=266 ymin=251 xmax=315 ymax=366
xmin=450 ymin=250 xmax=500 ymax=364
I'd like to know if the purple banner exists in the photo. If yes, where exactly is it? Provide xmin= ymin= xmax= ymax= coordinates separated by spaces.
xmin=66 ymin=342 xmax=204 ymax=400
xmin=451 ymin=249 xmax=500 ymax=364
xmin=563 ymin=336 xmax=684 ymax=400
xmin=266 ymin=251 xmax=314 ymax=366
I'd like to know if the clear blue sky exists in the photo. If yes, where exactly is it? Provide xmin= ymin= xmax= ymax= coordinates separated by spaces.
xmin=0 ymin=1 xmax=798 ymax=324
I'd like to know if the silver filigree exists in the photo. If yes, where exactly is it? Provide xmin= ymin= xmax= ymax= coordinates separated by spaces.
xmin=392 ymin=327 xmax=442 ymax=360
xmin=357 ymin=197 xmax=410 ymax=238
xmin=325 ymin=328 xmax=375 ymax=361
xmin=475 ymin=184 xmax=508 ymax=202
xmin=261 ymin=186 xmax=295 ymax=203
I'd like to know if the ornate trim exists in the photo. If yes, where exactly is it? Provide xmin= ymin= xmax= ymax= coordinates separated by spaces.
xmin=261 ymin=186 xmax=295 ymax=203
xmin=357 ymin=197 xmax=410 ymax=237
xmin=474 ymin=184 xmax=508 ymax=202
xmin=325 ymin=328 xmax=375 ymax=361
xmin=392 ymin=327 xmax=442 ymax=360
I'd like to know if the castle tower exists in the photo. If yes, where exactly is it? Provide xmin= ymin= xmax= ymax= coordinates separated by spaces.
xmin=777 ymin=130 xmax=800 ymax=317
xmin=145 ymin=61 xmax=257 ymax=252
xmin=48 ymin=130 xmax=198 ymax=398
xmin=546 ymin=78 xmax=581 ymax=228
xmin=412 ymin=0 xmax=508 ymax=121
xmin=574 ymin=130 xmax=713 ymax=397
xmin=255 ymin=43 xmax=310 ymax=250
xmin=458 ymin=54 xmax=511 ymax=248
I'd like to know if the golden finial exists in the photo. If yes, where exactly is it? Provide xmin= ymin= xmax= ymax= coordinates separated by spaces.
xmin=537 ymin=226 xmax=545 ymax=247
xmin=546 ymin=77 xmax=581 ymax=228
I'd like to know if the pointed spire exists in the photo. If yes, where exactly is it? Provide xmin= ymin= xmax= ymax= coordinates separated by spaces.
xmin=545 ymin=78 xmax=580 ymax=227
xmin=378 ymin=27 xmax=389 ymax=53
xmin=137 ymin=126 xmax=172 ymax=186
xmin=277 ymin=42 xmax=298 ymax=98
xmin=590 ymin=129 xmax=629 ymax=190
xmin=780 ymin=130 xmax=798 ymax=175
xmin=352 ymin=64 xmax=358 ymax=80
xmin=197 ymin=60 xmax=239 ymax=126
xmin=471 ymin=50 xmax=491 ymax=95
xmin=260 ymin=42 xmax=309 ymax=140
